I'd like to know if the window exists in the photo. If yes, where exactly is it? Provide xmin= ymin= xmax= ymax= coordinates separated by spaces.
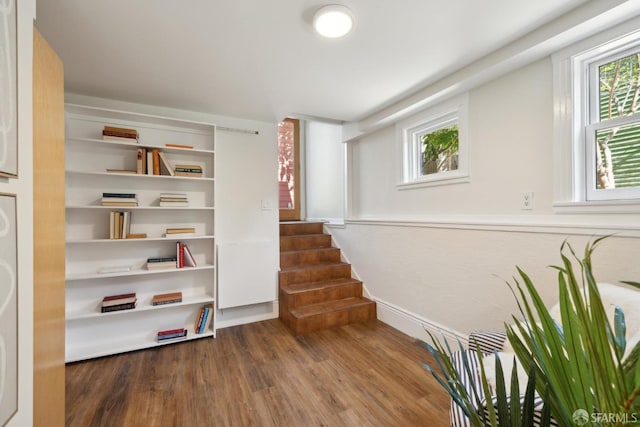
xmin=586 ymin=49 xmax=640 ymax=200
xmin=553 ymin=21 xmax=640 ymax=208
xmin=397 ymin=95 xmax=468 ymax=189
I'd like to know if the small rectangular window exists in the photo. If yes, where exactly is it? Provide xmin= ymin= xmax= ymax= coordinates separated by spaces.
xmin=397 ymin=95 xmax=468 ymax=189
xmin=419 ymin=124 xmax=459 ymax=176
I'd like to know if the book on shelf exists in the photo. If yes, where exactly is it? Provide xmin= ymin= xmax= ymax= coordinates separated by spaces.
xmin=102 ymin=126 xmax=139 ymax=142
xmin=177 ymin=242 xmax=184 ymax=268
xmin=102 ymin=134 xmax=138 ymax=143
xmin=102 ymin=193 xmax=138 ymax=207
xmin=194 ymin=306 xmax=205 ymax=333
xmin=106 ymin=169 xmax=136 ymax=174
xmin=174 ymin=171 xmax=203 ymax=177
xmin=174 ymin=165 xmax=203 ymax=177
xmin=194 ymin=304 xmax=213 ymax=334
xmin=152 ymin=291 xmax=183 ymax=305
xmin=104 ymin=125 xmax=139 ymax=136
xmin=146 ymin=151 xmax=153 ymax=176
xmin=136 ymin=148 xmax=145 ymax=174
xmin=102 ymin=296 xmax=137 ymax=307
xmin=183 ymin=243 xmax=197 ymax=267
xmin=166 ymin=227 xmax=195 ymax=234
xmin=146 ymin=256 xmax=178 ymax=270
xmin=160 ymin=193 xmax=187 ymax=200
xmin=146 ymin=262 xmax=177 ymax=270
xmin=165 ymin=143 xmax=194 ymax=149
xmin=102 ymin=201 xmax=138 ymax=207
xmin=152 ymin=148 xmax=161 ymax=175
xmin=103 ymin=192 xmax=136 ymax=198
xmin=157 ymin=151 xmax=174 ymax=176
xmin=103 ymin=292 xmax=136 ymax=301
xmin=174 ymin=165 xmax=202 ymax=172
xmin=125 ymin=233 xmax=147 ymax=239
xmin=157 ymin=327 xmax=185 ymax=336
xmin=101 ymin=292 xmax=137 ymax=312
xmin=101 ymin=302 xmax=137 ymax=313
xmin=156 ymin=329 xmax=188 ymax=342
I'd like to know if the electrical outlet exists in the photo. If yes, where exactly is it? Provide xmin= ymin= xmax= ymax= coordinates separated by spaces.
xmin=521 ymin=192 xmax=534 ymax=210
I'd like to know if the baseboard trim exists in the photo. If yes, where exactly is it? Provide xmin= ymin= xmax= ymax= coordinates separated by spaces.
xmin=375 ymin=297 xmax=468 ymax=349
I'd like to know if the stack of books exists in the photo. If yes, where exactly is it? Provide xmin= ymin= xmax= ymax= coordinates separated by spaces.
xmin=101 ymin=292 xmax=137 ymax=313
xmin=194 ymin=304 xmax=214 ymax=334
xmin=151 ymin=291 xmax=183 ymax=306
xmin=102 ymin=126 xmax=139 ymax=143
xmin=101 ymin=192 xmax=138 ymax=207
xmin=174 ymin=164 xmax=202 ymax=177
xmin=159 ymin=193 xmax=188 ymax=207
xmin=176 ymin=242 xmax=197 ymax=268
xmin=156 ymin=328 xmax=188 ymax=342
xmin=165 ymin=227 xmax=196 ymax=237
xmin=146 ymin=256 xmax=178 ymax=270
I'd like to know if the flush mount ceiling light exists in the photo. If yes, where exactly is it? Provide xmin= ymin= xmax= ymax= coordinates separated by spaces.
xmin=313 ymin=5 xmax=354 ymax=38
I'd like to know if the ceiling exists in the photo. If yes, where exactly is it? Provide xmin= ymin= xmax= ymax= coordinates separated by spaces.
xmin=35 ymin=0 xmax=588 ymax=124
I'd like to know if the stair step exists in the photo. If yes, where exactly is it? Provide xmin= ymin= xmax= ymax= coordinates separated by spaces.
xmin=280 ymin=234 xmax=332 ymax=251
xmin=279 ymin=262 xmax=351 ymax=286
xmin=280 ymin=247 xmax=342 ymax=269
xmin=288 ymin=297 xmax=377 ymax=335
xmin=280 ymin=222 xmax=324 ymax=236
xmin=280 ymin=278 xmax=363 ymax=307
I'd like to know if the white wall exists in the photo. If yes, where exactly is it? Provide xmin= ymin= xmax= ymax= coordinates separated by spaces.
xmin=305 ymin=121 xmax=344 ymax=223
xmin=2 ymin=1 xmax=35 ymax=425
xmin=65 ymin=93 xmax=280 ymax=328
xmin=330 ymin=56 xmax=640 ymax=344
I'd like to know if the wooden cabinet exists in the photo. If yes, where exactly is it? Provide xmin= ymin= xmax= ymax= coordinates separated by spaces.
xmin=64 ymin=104 xmax=216 ymax=362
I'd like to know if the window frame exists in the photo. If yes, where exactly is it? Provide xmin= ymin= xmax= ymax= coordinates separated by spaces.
xmin=396 ymin=94 xmax=469 ymax=190
xmin=552 ymin=19 xmax=640 ymax=212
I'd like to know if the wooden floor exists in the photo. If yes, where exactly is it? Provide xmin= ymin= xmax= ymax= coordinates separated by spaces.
xmin=65 ymin=319 xmax=450 ymax=426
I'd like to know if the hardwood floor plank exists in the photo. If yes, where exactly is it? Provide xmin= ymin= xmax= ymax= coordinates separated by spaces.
xmin=66 ymin=320 xmax=450 ymax=426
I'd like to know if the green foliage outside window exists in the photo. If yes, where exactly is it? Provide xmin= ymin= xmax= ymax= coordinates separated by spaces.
xmin=596 ymin=52 xmax=640 ymax=189
xmin=421 ymin=125 xmax=459 ymax=175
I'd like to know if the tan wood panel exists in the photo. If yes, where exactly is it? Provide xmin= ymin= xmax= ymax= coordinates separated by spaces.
xmin=33 ymin=26 xmax=65 ymax=427
xmin=65 ymin=320 xmax=450 ymax=426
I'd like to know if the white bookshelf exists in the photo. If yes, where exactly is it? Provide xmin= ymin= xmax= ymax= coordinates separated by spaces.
xmin=64 ymin=104 xmax=216 ymax=362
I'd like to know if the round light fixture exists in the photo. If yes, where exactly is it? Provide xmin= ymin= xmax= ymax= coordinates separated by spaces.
xmin=313 ymin=5 xmax=354 ymax=38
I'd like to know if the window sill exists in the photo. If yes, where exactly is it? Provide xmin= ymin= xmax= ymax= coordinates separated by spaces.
xmin=553 ymin=199 xmax=640 ymax=214
xmin=397 ymin=173 xmax=470 ymax=190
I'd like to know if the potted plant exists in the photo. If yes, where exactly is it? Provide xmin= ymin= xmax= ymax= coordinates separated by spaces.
xmin=423 ymin=238 xmax=640 ymax=426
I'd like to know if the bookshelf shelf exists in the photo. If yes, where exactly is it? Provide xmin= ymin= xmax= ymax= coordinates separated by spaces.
xmin=66 ymin=235 xmax=215 ymax=244
xmin=66 ymin=330 xmax=215 ymax=363
xmin=66 ymin=205 xmax=215 ymax=211
xmin=66 ymin=136 xmax=215 ymax=155
xmin=64 ymin=104 xmax=217 ymax=362
xmin=66 ymin=169 xmax=215 ymax=182
xmin=66 ymin=294 xmax=215 ymax=321
xmin=66 ymin=264 xmax=215 ymax=281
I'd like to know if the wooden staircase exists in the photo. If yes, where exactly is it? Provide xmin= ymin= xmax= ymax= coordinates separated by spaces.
xmin=278 ymin=222 xmax=376 ymax=335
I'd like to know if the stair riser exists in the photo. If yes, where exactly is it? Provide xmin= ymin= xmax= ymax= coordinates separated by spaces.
xmin=280 ymin=222 xmax=324 ymax=236
xmin=280 ymin=248 xmax=341 ymax=269
xmin=290 ymin=302 xmax=376 ymax=335
xmin=280 ymin=235 xmax=332 ymax=251
xmin=279 ymin=264 xmax=351 ymax=286
xmin=283 ymin=282 xmax=363 ymax=308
